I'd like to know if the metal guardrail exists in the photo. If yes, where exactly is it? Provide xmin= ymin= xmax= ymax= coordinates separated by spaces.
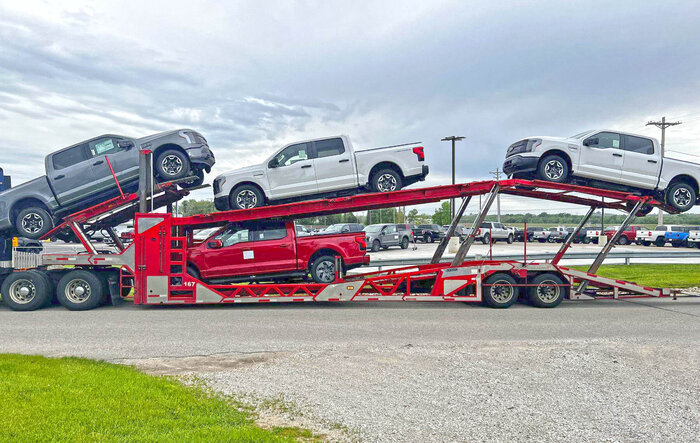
xmin=369 ymin=249 xmax=700 ymax=268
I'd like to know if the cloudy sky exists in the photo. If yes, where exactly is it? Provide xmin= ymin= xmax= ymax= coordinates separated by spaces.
xmin=1 ymin=0 xmax=700 ymax=215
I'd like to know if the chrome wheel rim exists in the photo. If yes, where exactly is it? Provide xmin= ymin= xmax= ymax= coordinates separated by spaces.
xmin=21 ymin=213 xmax=44 ymax=234
xmin=9 ymin=279 xmax=36 ymax=304
xmin=236 ymin=190 xmax=258 ymax=209
xmin=490 ymin=279 xmax=515 ymax=304
xmin=536 ymin=279 xmax=560 ymax=303
xmin=377 ymin=174 xmax=397 ymax=192
xmin=65 ymin=279 xmax=91 ymax=304
xmin=316 ymin=260 xmax=335 ymax=282
xmin=544 ymin=160 xmax=564 ymax=180
xmin=673 ymin=188 xmax=692 ymax=207
xmin=161 ymin=155 xmax=184 ymax=176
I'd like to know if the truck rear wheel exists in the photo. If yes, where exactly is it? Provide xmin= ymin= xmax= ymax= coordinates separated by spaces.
xmin=666 ymin=182 xmax=696 ymax=212
xmin=617 ymin=236 xmax=629 ymax=245
xmin=481 ymin=233 xmax=490 ymax=245
xmin=371 ymin=169 xmax=402 ymax=193
xmin=1 ymin=271 xmax=50 ymax=311
xmin=400 ymin=237 xmax=409 ymax=249
xmin=56 ymin=270 xmax=104 ymax=311
xmin=482 ymin=273 xmax=519 ymax=308
xmin=654 ymin=237 xmax=666 ymax=247
xmin=506 ymin=234 xmax=514 ymax=244
xmin=310 ymin=255 xmax=338 ymax=283
xmin=371 ymin=240 xmax=381 ymax=252
xmin=528 ymin=273 xmax=567 ymax=308
xmin=15 ymin=206 xmax=53 ymax=240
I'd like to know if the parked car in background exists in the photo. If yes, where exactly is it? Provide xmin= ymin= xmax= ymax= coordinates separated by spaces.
xmin=295 ymin=224 xmax=312 ymax=236
xmin=514 ymin=226 xmax=543 ymax=242
xmin=364 ymin=224 xmax=414 ymax=251
xmin=636 ymin=225 xmax=680 ymax=246
xmin=665 ymin=226 xmax=700 ymax=248
xmin=583 ymin=228 xmax=603 ymax=244
xmin=441 ymin=224 xmax=469 ymax=240
xmin=465 ymin=222 xmax=513 ymax=244
xmin=187 ymin=220 xmax=368 ymax=284
xmin=531 ymin=227 xmax=552 ymax=243
xmin=503 ymin=129 xmax=700 ymax=212
xmin=603 ymin=225 xmax=648 ymax=245
xmin=547 ymin=226 xmax=571 ymax=243
xmin=0 ymin=129 xmax=215 ymax=239
xmin=412 ymin=224 xmax=445 ymax=243
xmin=687 ymin=230 xmax=700 ymax=248
xmin=320 ymin=223 xmax=364 ymax=235
xmin=213 ymin=135 xmax=429 ymax=210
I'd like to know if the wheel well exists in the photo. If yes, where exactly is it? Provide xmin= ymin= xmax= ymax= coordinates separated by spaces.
xmin=538 ymin=150 xmax=572 ymax=171
xmin=229 ymin=181 xmax=267 ymax=202
xmin=369 ymin=162 xmax=403 ymax=183
xmin=10 ymin=198 xmax=50 ymax=225
xmin=308 ymin=248 xmax=344 ymax=270
xmin=669 ymin=175 xmax=699 ymax=194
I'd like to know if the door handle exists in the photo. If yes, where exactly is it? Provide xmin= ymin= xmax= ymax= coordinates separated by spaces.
xmin=648 ymin=159 xmax=658 ymax=164
xmin=93 ymin=160 xmax=104 ymax=166
xmin=55 ymin=174 xmax=65 ymax=180
xmin=612 ymin=153 xmax=623 ymax=157
xmin=339 ymin=159 xmax=350 ymax=163
xmin=301 ymin=164 xmax=312 ymax=168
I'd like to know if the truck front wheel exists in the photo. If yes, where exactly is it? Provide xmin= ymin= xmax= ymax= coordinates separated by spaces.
xmin=537 ymin=155 xmax=569 ymax=183
xmin=156 ymin=149 xmax=190 ymax=181
xmin=666 ymin=182 xmax=696 ymax=212
xmin=15 ymin=206 xmax=53 ymax=239
xmin=230 ymin=185 xmax=264 ymax=210
xmin=371 ymin=169 xmax=402 ymax=193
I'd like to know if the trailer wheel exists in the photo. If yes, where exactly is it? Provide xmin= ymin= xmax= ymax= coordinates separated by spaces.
xmin=310 ymin=255 xmax=338 ymax=283
xmin=400 ymin=236 xmax=409 ymax=249
xmin=371 ymin=240 xmax=381 ymax=252
xmin=528 ymin=273 xmax=567 ymax=308
xmin=28 ymin=270 xmax=54 ymax=307
xmin=15 ymin=206 xmax=54 ymax=240
xmin=482 ymin=273 xmax=519 ymax=308
xmin=1 ymin=271 xmax=50 ymax=311
xmin=56 ymin=270 xmax=104 ymax=311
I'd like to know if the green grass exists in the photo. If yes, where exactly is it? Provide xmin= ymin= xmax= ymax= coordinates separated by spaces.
xmin=571 ymin=263 xmax=700 ymax=288
xmin=0 ymin=354 xmax=313 ymax=442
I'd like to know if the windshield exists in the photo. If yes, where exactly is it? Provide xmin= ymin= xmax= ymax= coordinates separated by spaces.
xmin=570 ymin=130 xmax=596 ymax=139
xmin=363 ymin=225 xmax=383 ymax=233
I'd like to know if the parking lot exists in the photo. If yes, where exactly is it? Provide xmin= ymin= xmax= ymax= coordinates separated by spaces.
xmin=2 ymin=295 xmax=698 ymax=442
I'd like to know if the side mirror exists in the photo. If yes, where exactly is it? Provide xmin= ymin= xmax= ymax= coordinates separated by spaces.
xmin=118 ymin=140 xmax=134 ymax=150
xmin=207 ymin=239 xmax=223 ymax=249
xmin=583 ymin=137 xmax=598 ymax=147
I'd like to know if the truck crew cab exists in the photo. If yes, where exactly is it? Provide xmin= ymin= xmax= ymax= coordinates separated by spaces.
xmin=503 ymin=129 xmax=700 ymax=212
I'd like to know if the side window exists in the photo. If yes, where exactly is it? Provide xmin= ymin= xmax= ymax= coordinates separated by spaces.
xmin=341 ymin=225 xmax=350 ymax=233
xmin=217 ymin=224 xmax=251 ymax=247
xmin=271 ymin=143 xmax=309 ymax=168
xmin=584 ymin=132 xmax=621 ymax=149
xmin=52 ymin=145 xmax=89 ymax=170
xmin=314 ymin=138 xmax=345 ymax=159
xmin=253 ymin=221 xmax=287 ymax=241
xmin=88 ymin=137 xmax=120 ymax=157
xmin=623 ymin=135 xmax=654 ymax=155
xmin=385 ymin=225 xmax=397 ymax=234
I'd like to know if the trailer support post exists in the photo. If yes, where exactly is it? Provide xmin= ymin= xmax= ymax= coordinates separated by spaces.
xmin=105 ymin=226 xmax=125 ymax=252
xmin=451 ymin=183 xmax=500 ymax=267
xmin=577 ymin=200 xmax=644 ymax=293
xmin=431 ymin=196 xmax=471 ymax=264
xmin=138 ymin=150 xmax=152 ymax=213
xmin=551 ymin=206 xmax=596 ymax=265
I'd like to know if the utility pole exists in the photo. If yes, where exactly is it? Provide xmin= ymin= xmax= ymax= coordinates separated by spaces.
xmin=646 ymin=117 xmax=682 ymax=225
xmin=441 ymin=136 xmax=465 ymax=220
xmin=489 ymin=167 xmax=502 ymax=223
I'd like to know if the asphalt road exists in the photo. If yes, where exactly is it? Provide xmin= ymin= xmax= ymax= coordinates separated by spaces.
xmin=2 ymin=298 xmax=699 ymax=442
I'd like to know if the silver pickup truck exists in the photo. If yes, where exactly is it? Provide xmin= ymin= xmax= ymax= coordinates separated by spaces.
xmin=0 ymin=129 xmax=215 ymax=239
xmin=213 ymin=135 xmax=429 ymax=210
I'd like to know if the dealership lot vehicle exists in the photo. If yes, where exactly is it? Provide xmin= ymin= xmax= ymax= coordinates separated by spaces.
xmin=635 ymin=225 xmax=680 ymax=246
xmin=603 ymin=225 xmax=648 ymax=245
xmin=187 ymin=220 xmax=368 ymax=283
xmin=364 ymin=223 xmax=414 ymax=251
xmin=0 ymin=129 xmax=214 ymax=239
xmin=469 ymin=221 xmax=513 ymax=244
xmin=503 ymin=129 xmax=700 ymax=212
xmin=665 ymin=226 xmax=700 ymax=248
xmin=411 ymin=224 xmax=444 ymax=243
xmin=530 ymin=226 xmax=552 ymax=243
xmin=318 ymin=223 xmax=364 ymax=235
xmin=687 ymin=230 xmax=700 ymax=248
xmin=213 ymin=135 xmax=428 ymax=210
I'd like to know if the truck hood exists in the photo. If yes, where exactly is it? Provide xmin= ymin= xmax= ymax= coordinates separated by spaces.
xmin=135 ymin=129 xmax=190 ymax=145
xmin=525 ymin=136 xmax=576 ymax=143
xmin=216 ymin=164 xmax=266 ymax=181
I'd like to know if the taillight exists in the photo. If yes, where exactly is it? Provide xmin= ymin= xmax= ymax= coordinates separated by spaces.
xmin=356 ymin=235 xmax=367 ymax=250
xmin=413 ymin=146 xmax=425 ymax=161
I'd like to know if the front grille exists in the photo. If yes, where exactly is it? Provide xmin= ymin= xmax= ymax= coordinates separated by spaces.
xmin=506 ymin=140 xmax=528 ymax=157
xmin=194 ymin=134 xmax=207 ymax=144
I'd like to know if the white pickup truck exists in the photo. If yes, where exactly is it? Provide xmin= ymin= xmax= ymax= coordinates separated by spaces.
xmin=468 ymin=222 xmax=514 ymax=244
xmin=687 ymin=230 xmax=700 ymax=248
xmin=635 ymin=225 xmax=681 ymax=247
xmin=213 ymin=135 xmax=429 ymax=210
xmin=503 ymin=129 xmax=700 ymax=212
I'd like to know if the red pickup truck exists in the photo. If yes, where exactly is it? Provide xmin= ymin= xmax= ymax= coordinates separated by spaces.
xmin=186 ymin=220 xmax=369 ymax=283
xmin=603 ymin=225 xmax=647 ymax=245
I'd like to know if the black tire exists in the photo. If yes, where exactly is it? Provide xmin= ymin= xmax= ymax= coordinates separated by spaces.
xmin=424 ymin=233 xmax=433 ymax=243
xmin=654 ymin=237 xmax=666 ymax=247
xmin=181 ymin=169 xmax=205 ymax=189
xmin=528 ymin=273 xmax=567 ymax=308
xmin=547 ymin=236 xmax=556 ymax=243
xmin=56 ymin=270 xmax=104 ymax=311
xmin=15 ymin=206 xmax=53 ymax=240
xmin=230 ymin=184 xmax=264 ymax=210
xmin=688 ymin=242 xmax=699 ymax=249
xmin=642 ymin=241 xmax=651 ymax=246
xmin=371 ymin=168 xmax=402 ymax=193
xmin=186 ymin=265 xmax=201 ymax=280
xmin=617 ymin=236 xmax=629 ymax=245
xmin=310 ymin=255 xmax=338 ymax=283
xmin=155 ymin=149 xmax=190 ymax=181
xmin=28 ymin=270 xmax=54 ymax=308
xmin=665 ymin=182 xmax=696 ymax=212
xmin=506 ymin=234 xmax=514 ymax=244
xmin=400 ymin=237 xmax=409 ymax=249
xmin=0 ymin=271 xmax=50 ymax=311
xmin=482 ymin=273 xmax=519 ymax=309
xmin=482 ymin=233 xmax=490 ymax=245
xmin=537 ymin=154 xmax=569 ymax=183
xmin=381 ymin=246 xmax=389 ymax=250
xmin=672 ymin=242 xmax=683 ymax=248
xmin=371 ymin=240 xmax=381 ymax=252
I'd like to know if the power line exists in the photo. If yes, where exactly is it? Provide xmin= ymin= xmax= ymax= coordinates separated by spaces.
xmin=646 ymin=116 xmax=682 ymax=225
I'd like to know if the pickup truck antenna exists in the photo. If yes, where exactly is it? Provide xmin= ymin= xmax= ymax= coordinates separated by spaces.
xmin=646 ymin=116 xmax=682 ymax=224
